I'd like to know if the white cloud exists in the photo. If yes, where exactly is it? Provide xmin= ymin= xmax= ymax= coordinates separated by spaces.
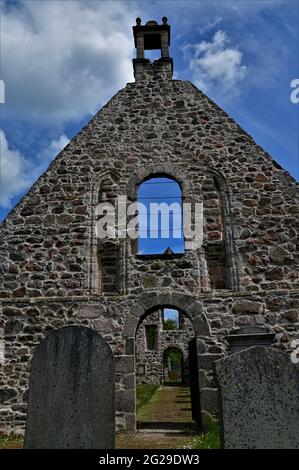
xmin=2 ymin=0 xmax=136 ymax=124
xmin=37 ymin=134 xmax=70 ymax=163
xmin=198 ymin=17 xmax=223 ymax=35
xmin=184 ymin=30 xmax=247 ymax=95
xmin=0 ymin=130 xmax=69 ymax=208
xmin=0 ymin=130 xmax=33 ymax=208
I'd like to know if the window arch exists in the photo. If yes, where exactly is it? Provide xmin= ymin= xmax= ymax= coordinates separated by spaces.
xmin=93 ymin=175 xmax=122 ymax=294
xmin=203 ymin=173 xmax=227 ymax=289
xmin=137 ymin=176 xmax=184 ymax=255
xmin=202 ymin=169 xmax=240 ymax=290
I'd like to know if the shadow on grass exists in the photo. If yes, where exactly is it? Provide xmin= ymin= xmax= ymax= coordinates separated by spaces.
xmin=137 ymin=421 xmax=199 ymax=432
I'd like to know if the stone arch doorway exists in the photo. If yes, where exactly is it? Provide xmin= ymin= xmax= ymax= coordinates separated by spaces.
xmin=163 ymin=347 xmax=184 ymax=385
xmin=135 ymin=306 xmax=194 ymax=386
xmin=134 ymin=303 xmax=197 ymax=431
xmin=121 ymin=291 xmax=212 ymax=432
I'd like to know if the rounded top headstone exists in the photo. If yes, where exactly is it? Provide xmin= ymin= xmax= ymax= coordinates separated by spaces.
xmin=24 ymin=325 xmax=115 ymax=449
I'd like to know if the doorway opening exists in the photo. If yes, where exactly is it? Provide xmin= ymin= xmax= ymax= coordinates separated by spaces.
xmin=135 ymin=305 xmax=200 ymax=432
xmin=163 ymin=347 xmax=183 ymax=385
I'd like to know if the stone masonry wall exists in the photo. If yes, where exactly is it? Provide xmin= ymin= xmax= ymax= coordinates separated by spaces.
xmin=135 ymin=309 xmax=194 ymax=385
xmin=0 ymin=61 xmax=298 ymax=433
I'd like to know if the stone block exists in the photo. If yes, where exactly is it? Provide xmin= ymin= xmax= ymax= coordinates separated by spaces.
xmin=123 ymin=373 xmax=135 ymax=390
xmin=125 ymin=338 xmax=135 ymax=355
xmin=192 ymin=314 xmax=210 ymax=336
xmin=124 ymin=412 xmax=136 ymax=433
xmin=78 ymin=303 xmax=106 ymax=319
xmin=116 ymin=389 xmax=135 ymax=413
xmin=123 ymin=314 xmax=138 ymax=338
xmin=198 ymin=353 xmax=223 ymax=371
xmin=130 ymin=304 xmax=144 ymax=319
xmin=115 ymin=355 xmax=135 ymax=374
xmin=269 ymin=246 xmax=289 ymax=264
xmin=232 ymin=300 xmax=263 ymax=315
xmin=200 ymin=387 xmax=218 ymax=417
xmin=198 ymin=370 xmax=216 ymax=388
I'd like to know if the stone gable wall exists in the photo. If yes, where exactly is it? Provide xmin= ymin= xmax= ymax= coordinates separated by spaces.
xmin=0 ymin=70 xmax=298 ymax=433
xmin=1 ymin=79 xmax=298 ymax=299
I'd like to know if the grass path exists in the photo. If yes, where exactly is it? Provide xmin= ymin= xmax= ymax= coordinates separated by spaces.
xmin=117 ymin=386 xmax=199 ymax=449
xmin=138 ymin=385 xmax=196 ymax=425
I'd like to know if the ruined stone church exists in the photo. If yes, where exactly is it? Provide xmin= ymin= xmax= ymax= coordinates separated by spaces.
xmin=0 ymin=18 xmax=298 ymax=434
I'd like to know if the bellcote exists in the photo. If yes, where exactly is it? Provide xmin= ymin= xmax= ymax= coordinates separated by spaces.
xmin=132 ymin=17 xmax=173 ymax=81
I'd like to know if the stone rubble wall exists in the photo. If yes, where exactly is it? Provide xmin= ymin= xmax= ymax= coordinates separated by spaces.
xmin=0 ymin=66 xmax=298 ymax=433
xmin=135 ymin=309 xmax=194 ymax=385
xmin=1 ymin=289 xmax=298 ymax=433
xmin=0 ymin=78 xmax=298 ymax=299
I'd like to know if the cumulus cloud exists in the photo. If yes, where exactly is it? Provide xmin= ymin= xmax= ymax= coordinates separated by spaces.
xmin=1 ymin=0 xmax=137 ymax=213
xmin=0 ymin=130 xmax=33 ymax=208
xmin=184 ymin=30 xmax=247 ymax=95
xmin=198 ymin=17 xmax=223 ymax=35
xmin=0 ymin=130 xmax=69 ymax=208
xmin=37 ymin=134 xmax=70 ymax=164
xmin=2 ymin=0 xmax=136 ymax=124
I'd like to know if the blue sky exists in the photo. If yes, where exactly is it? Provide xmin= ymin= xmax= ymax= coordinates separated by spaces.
xmin=0 ymin=0 xmax=298 ymax=223
xmin=163 ymin=308 xmax=180 ymax=326
xmin=138 ymin=177 xmax=184 ymax=254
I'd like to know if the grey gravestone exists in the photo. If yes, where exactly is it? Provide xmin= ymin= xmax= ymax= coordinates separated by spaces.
xmin=226 ymin=326 xmax=275 ymax=354
xmin=215 ymin=346 xmax=299 ymax=449
xmin=24 ymin=326 xmax=115 ymax=449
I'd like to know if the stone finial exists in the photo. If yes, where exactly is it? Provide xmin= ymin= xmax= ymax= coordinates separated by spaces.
xmin=136 ymin=17 xmax=141 ymax=26
xmin=162 ymin=16 xmax=168 ymax=24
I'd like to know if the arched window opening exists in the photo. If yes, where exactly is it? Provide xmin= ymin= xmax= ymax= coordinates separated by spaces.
xmin=95 ymin=179 xmax=121 ymax=294
xmin=97 ymin=242 xmax=120 ymax=294
xmin=145 ymin=325 xmax=158 ymax=351
xmin=203 ymin=173 xmax=227 ymax=290
xmin=137 ymin=176 xmax=184 ymax=255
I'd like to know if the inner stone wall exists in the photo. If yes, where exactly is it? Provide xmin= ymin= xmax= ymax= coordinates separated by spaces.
xmin=1 ymin=289 xmax=298 ymax=434
xmin=135 ymin=309 xmax=194 ymax=385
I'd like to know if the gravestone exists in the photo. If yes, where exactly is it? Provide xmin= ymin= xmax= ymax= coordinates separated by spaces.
xmin=226 ymin=326 xmax=275 ymax=354
xmin=215 ymin=346 xmax=299 ymax=449
xmin=24 ymin=326 xmax=115 ymax=449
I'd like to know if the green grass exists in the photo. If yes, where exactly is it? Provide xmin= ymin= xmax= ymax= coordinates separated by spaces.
xmin=0 ymin=433 xmax=23 ymax=448
xmin=183 ymin=414 xmax=220 ymax=449
xmin=136 ymin=384 xmax=159 ymax=413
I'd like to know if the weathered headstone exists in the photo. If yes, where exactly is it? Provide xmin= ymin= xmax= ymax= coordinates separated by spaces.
xmin=215 ymin=346 xmax=299 ymax=449
xmin=24 ymin=326 xmax=115 ymax=449
xmin=226 ymin=326 xmax=275 ymax=354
